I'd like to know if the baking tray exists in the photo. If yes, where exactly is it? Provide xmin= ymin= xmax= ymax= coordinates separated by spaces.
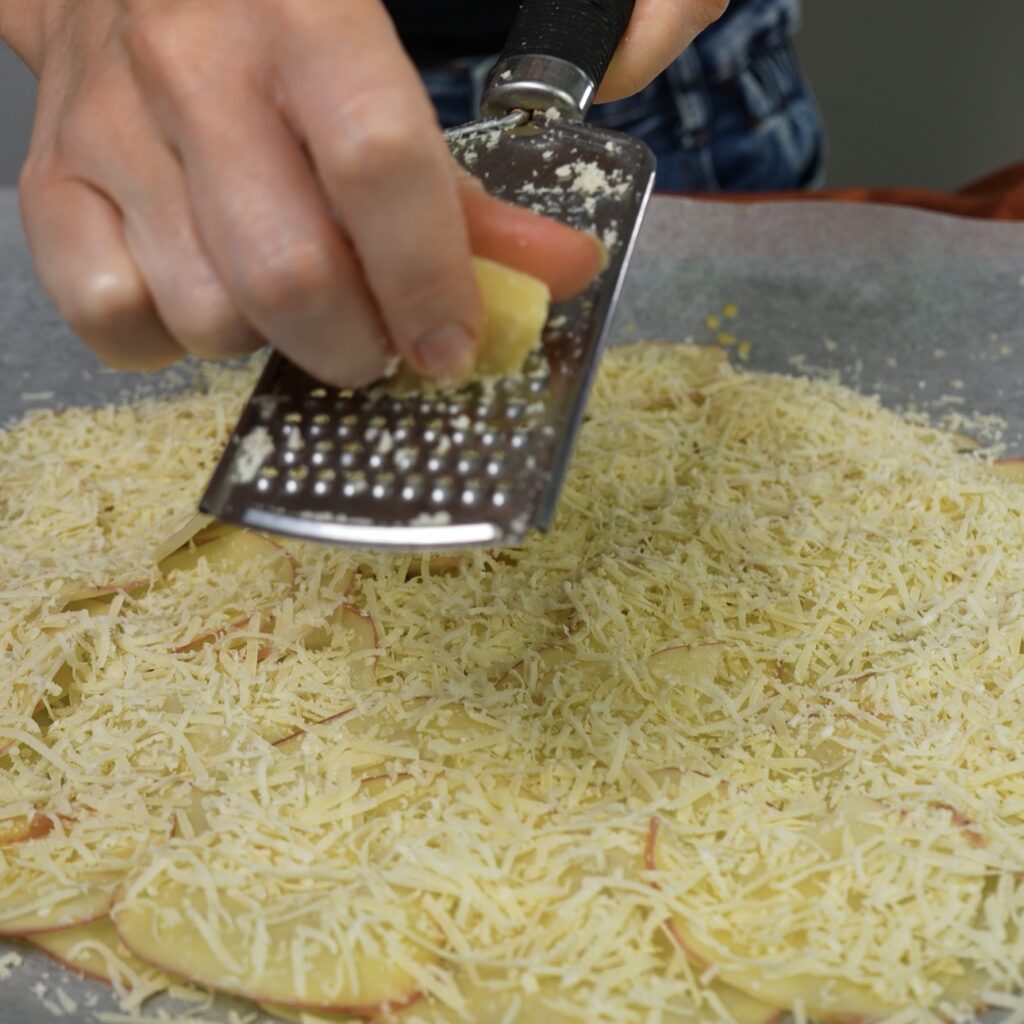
xmin=0 ymin=188 xmax=1021 ymax=1022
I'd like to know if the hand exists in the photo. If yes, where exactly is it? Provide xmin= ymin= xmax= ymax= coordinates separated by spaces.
xmin=13 ymin=0 xmax=605 ymax=387
xmin=599 ymin=0 xmax=729 ymax=102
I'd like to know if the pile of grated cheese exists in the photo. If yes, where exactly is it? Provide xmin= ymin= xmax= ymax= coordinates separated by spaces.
xmin=2 ymin=343 xmax=1024 ymax=1024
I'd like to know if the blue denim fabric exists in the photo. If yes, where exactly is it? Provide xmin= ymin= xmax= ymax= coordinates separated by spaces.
xmin=420 ymin=0 xmax=824 ymax=193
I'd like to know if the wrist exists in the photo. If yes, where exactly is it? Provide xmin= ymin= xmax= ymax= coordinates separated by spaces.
xmin=0 ymin=0 xmax=48 ymax=73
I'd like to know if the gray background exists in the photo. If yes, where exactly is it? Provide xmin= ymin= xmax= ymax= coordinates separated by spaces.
xmin=1 ymin=1 xmax=1022 ymax=191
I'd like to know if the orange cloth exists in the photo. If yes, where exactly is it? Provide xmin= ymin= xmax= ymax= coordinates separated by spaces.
xmin=695 ymin=161 xmax=1024 ymax=221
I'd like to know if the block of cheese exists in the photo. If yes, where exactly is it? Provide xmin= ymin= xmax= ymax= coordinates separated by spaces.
xmin=472 ymin=256 xmax=551 ymax=376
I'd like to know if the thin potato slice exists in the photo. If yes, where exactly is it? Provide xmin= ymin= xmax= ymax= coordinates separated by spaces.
xmin=708 ymin=981 xmax=784 ymax=1024
xmin=59 ymin=578 xmax=151 ymax=610
xmin=151 ymin=512 xmax=217 ymax=565
xmin=299 ymin=602 xmax=377 ymax=690
xmin=646 ymin=644 xmax=733 ymax=731
xmin=0 ymin=811 xmax=55 ymax=846
xmin=28 ymin=915 xmax=164 ymax=988
xmin=113 ymin=819 xmax=437 ymax=1012
xmin=1 ymin=609 xmax=68 ymax=752
xmin=652 ymin=797 xmax=988 ymax=1020
xmin=264 ymin=973 xmax=581 ymax=1024
xmin=153 ymin=528 xmax=296 ymax=652
xmin=275 ymin=699 xmax=508 ymax=768
xmin=113 ymin=710 xmax=519 ymax=1013
xmin=262 ymin=1004 xmax=362 ymax=1024
xmin=0 ymin=809 xmax=172 ymax=936
xmin=993 ymin=457 xmax=1024 ymax=482
xmin=266 ymin=968 xmax=761 ymax=1024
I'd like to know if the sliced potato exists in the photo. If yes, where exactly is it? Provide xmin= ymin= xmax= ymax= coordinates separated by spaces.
xmin=0 ymin=809 xmax=171 ymax=936
xmin=28 ymin=915 xmax=165 ymax=988
xmin=60 ymin=578 xmax=152 ymax=610
xmin=1 ymin=611 xmax=68 ymax=752
xmin=151 ymin=512 xmax=217 ymax=564
xmin=708 ymin=981 xmax=783 ymax=1024
xmin=652 ymin=797 xmax=987 ymax=1020
xmin=275 ymin=699 xmax=509 ymax=770
xmin=113 ymin=712 xmax=521 ymax=1014
xmin=993 ymin=457 xmax=1024 ymax=482
xmin=113 ymin=841 xmax=437 ymax=1012
xmin=0 ymin=811 xmax=55 ymax=846
xmin=299 ymin=602 xmax=377 ymax=693
xmin=646 ymin=644 xmax=733 ymax=730
xmin=262 ymin=1004 xmax=362 ymax=1024
xmin=152 ymin=528 xmax=295 ymax=652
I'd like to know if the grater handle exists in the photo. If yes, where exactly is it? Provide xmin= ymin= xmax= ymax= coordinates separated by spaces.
xmin=482 ymin=0 xmax=637 ymax=122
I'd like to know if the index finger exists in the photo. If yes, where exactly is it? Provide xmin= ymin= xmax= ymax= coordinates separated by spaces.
xmin=276 ymin=1 xmax=480 ymax=382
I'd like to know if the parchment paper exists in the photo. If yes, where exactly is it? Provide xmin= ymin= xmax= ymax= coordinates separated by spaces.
xmin=0 ymin=188 xmax=1021 ymax=1023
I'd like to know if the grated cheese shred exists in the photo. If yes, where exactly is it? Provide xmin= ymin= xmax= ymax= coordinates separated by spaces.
xmin=0 ymin=344 xmax=1023 ymax=1024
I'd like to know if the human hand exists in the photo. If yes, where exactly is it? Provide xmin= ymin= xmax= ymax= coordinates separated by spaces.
xmin=599 ymin=0 xmax=729 ymax=101
xmin=14 ymin=0 xmax=605 ymax=387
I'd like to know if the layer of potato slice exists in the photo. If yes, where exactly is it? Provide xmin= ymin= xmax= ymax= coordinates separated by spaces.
xmin=993 ymin=457 xmax=1024 ymax=482
xmin=112 ymin=705 xmax=527 ymax=1012
xmin=0 ymin=807 xmax=172 ymax=936
xmin=28 ymin=915 xmax=164 ymax=988
xmin=263 ymin=972 xmax=581 ymax=1024
xmin=1 ymin=612 xmax=67 ymax=753
xmin=298 ymin=601 xmax=377 ymax=691
xmin=113 ymin=821 xmax=437 ymax=1011
xmin=153 ymin=527 xmax=296 ymax=651
xmin=652 ymin=796 xmax=988 ymax=1020
xmin=0 ymin=811 xmax=55 ymax=846
xmin=59 ymin=577 xmax=152 ymax=610
xmin=151 ymin=512 xmax=218 ymax=564
xmin=646 ymin=643 xmax=736 ymax=732
xmin=275 ymin=699 xmax=507 ymax=766
xmin=264 ymin=959 xmax=781 ymax=1023
xmin=708 ymin=981 xmax=783 ymax=1024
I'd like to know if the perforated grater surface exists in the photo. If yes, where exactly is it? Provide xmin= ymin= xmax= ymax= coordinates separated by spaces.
xmin=200 ymin=0 xmax=655 ymax=549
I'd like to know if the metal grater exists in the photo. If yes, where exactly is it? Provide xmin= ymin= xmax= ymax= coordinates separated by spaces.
xmin=200 ymin=0 xmax=655 ymax=549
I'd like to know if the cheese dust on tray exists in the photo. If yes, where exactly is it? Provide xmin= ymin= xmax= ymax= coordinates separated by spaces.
xmin=2 ymin=343 xmax=1024 ymax=1024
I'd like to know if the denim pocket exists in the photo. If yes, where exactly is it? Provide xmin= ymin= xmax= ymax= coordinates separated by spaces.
xmin=706 ymin=44 xmax=825 ymax=192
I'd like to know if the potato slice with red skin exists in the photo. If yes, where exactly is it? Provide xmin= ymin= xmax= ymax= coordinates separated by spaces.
xmin=28 ymin=915 xmax=162 ymax=988
xmin=301 ymin=603 xmax=377 ymax=658
xmin=645 ymin=814 xmax=892 ymax=1023
xmin=155 ymin=529 xmax=296 ymax=652
xmin=274 ymin=699 xmax=505 ymax=767
xmin=113 ymin=709 xmax=517 ymax=1014
xmin=266 ymin=973 xmax=780 ymax=1024
xmin=993 ymin=457 xmax=1024 ymax=482
xmin=708 ymin=983 xmax=784 ymax=1024
xmin=151 ymin=512 xmax=218 ymax=564
xmin=0 ymin=811 xmax=56 ymax=846
xmin=112 ymin=881 xmax=431 ymax=1015
xmin=111 ymin=786 xmax=436 ymax=1014
xmin=263 ymin=972 xmax=580 ymax=1024
xmin=0 ymin=805 xmax=174 ymax=937
xmin=60 ymin=578 xmax=152 ymax=610
xmin=647 ymin=800 xmax=989 ymax=1023
xmin=0 ymin=879 xmax=118 ymax=937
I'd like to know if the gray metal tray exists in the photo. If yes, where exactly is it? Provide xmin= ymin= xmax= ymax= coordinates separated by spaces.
xmin=0 ymin=188 xmax=1021 ymax=1022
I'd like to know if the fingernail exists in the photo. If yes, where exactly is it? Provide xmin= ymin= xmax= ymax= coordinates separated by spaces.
xmin=415 ymin=324 xmax=476 ymax=381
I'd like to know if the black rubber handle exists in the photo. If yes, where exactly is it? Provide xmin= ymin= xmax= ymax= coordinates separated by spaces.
xmin=500 ymin=0 xmax=637 ymax=88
